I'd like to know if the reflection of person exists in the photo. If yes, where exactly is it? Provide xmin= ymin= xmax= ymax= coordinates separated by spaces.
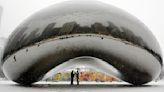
xmin=71 ymin=70 xmax=74 ymax=85
xmin=13 ymin=55 xmax=16 ymax=61
xmin=76 ymin=69 xmax=79 ymax=85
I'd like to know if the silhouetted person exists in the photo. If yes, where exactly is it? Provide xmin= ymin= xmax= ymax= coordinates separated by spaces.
xmin=76 ymin=70 xmax=79 ymax=85
xmin=71 ymin=70 xmax=74 ymax=85
xmin=13 ymin=55 xmax=16 ymax=61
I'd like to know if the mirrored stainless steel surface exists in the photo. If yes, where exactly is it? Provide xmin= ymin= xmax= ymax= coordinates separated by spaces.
xmin=1 ymin=0 xmax=163 ymax=85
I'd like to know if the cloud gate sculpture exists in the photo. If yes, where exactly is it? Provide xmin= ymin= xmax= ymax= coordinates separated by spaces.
xmin=0 ymin=0 xmax=163 ymax=85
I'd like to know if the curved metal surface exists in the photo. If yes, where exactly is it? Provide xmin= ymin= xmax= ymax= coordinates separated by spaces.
xmin=1 ymin=0 xmax=163 ymax=85
xmin=42 ymin=56 xmax=121 ymax=81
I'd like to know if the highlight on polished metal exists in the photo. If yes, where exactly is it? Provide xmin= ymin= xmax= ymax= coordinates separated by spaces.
xmin=1 ymin=0 xmax=163 ymax=85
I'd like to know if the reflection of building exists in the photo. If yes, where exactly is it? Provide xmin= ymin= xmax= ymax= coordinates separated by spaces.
xmin=3 ymin=21 xmax=161 ymax=65
xmin=45 ymin=68 xmax=119 ymax=82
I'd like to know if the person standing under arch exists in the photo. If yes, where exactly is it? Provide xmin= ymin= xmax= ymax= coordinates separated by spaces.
xmin=71 ymin=70 xmax=75 ymax=85
xmin=76 ymin=69 xmax=79 ymax=85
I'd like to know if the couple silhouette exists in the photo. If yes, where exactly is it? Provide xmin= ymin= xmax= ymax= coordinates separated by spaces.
xmin=71 ymin=69 xmax=79 ymax=85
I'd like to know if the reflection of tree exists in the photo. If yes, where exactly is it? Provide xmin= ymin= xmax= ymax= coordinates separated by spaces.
xmin=3 ymin=21 xmax=162 ymax=65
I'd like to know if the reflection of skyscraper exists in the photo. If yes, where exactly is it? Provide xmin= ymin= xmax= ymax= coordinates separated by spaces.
xmin=59 ymin=22 xmax=77 ymax=35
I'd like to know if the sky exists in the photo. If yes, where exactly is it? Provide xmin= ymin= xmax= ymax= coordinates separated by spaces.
xmin=0 ymin=0 xmax=164 ymax=55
